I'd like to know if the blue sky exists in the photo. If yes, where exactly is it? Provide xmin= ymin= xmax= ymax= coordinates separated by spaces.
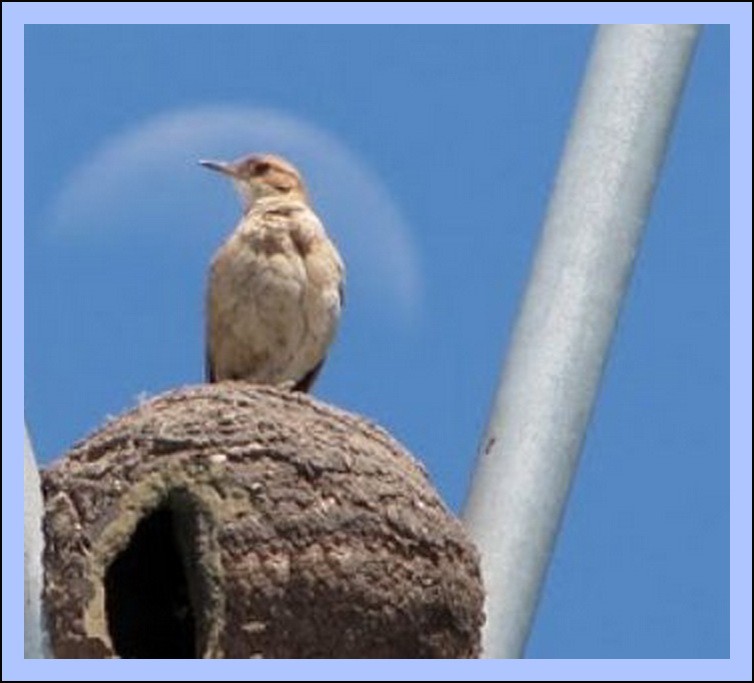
xmin=24 ymin=25 xmax=729 ymax=658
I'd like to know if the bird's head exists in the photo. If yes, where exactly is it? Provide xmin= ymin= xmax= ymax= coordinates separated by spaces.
xmin=199 ymin=153 xmax=307 ymax=210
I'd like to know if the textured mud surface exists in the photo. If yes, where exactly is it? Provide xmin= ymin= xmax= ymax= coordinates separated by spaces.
xmin=42 ymin=383 xmax=484 ymax=658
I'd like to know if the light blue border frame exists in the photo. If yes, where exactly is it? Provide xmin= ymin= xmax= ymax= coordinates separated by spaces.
xmin=4 ymin=3 xmax=750 ymax=680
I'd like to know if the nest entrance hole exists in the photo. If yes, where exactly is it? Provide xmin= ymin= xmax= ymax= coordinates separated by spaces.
xmin=104 ymin=492 xmax=210 ymax=658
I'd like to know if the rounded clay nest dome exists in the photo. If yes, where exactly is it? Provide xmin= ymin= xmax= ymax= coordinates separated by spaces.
xmin=41 ymin=383 xmax=485 ymax=658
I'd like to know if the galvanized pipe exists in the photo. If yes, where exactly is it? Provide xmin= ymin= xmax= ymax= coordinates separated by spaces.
xmin=24 ymin=425 xmax=49 ymax=657
xmin=463 ymin=24 xmax=701 ymax=658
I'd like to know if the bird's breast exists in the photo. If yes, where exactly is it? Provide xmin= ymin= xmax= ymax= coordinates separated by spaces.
xmin=207 ymin=204 xmax=343 ymax=385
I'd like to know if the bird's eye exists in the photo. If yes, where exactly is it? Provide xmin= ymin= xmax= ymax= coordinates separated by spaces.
xmin=254 ymin=162 xmax=271 ymax=175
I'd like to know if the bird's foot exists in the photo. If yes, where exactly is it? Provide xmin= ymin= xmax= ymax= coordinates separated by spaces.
xmin=277 ymin=379 xmax=298 ymax=392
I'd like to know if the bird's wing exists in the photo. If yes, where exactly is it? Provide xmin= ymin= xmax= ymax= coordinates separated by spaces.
xmin=293 ymin=357 xmax=326 ymax=393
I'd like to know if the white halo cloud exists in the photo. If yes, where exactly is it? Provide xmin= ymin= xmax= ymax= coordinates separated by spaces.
xmin=48 ymin=105 xmax=422 ymax=322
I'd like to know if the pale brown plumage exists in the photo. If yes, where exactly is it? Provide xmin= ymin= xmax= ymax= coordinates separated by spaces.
xmin=201 ymin=153 xmax=344 ymax=392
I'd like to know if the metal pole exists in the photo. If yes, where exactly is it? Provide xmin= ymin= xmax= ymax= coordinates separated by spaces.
xmin=25 ymin=425 xmax=49 ymax=657
xmin=462 ymin=24 xmax=701 ymax=658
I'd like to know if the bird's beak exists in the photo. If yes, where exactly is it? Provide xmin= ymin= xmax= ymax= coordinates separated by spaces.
xmin=198 ymin=159 xmax=237 ymax=177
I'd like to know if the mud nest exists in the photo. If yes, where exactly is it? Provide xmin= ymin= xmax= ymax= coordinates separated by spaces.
xmin=41 ymin=383 xmax=484 ymax=658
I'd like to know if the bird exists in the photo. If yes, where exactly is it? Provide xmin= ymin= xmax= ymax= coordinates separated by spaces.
xmin=200 ymin=153 xmax=345 ymax=392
